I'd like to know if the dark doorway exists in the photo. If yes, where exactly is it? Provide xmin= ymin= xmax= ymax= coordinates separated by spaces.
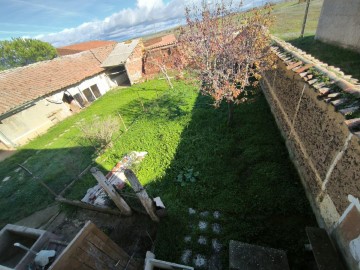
xmin=73 ymin=93 xmax=85 ymax=107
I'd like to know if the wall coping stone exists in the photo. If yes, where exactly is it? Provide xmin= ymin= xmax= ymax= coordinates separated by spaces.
xmin=271 ymin=36 xmax=360 ymax=138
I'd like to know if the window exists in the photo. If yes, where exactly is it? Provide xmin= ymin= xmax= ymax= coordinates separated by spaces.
xmin=82 ymin=88 xmax=95 ymax=102
xmin=90 ymin=85 xmax=101 ymax=98
xmin=73 ymin=93 xmax=85 ymax=107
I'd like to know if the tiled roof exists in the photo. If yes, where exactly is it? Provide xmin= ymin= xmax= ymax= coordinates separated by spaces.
xmin=0 ymin=43 xmax=116 ymax=116
xmin=144 ymin=34 xmax=177 ymax=50
xmin=57 ymin=40 xmax=117 ymax=56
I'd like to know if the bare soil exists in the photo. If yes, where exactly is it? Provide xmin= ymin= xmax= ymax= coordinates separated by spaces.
xmin=46 ymin=208 xmax=158 ymax=260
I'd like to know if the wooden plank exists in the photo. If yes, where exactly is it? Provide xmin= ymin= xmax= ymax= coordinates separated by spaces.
xmin=306 ymin=227 xmax=345 ymax=270
xmin=86 ymin=233 xmax=129 ymax=266
xmin=56 ymin=197 xmax=123 ymax=216
xmin=67 ymin=257 xmax=94 ymax=270
xmin=76 ymin=246 xmax=111 ymax=270
xmin=88 ymin=229 xmax=140 ymax=270
xmin=49 ymin=221 xmax=95 ymax=270
xmin=91 ymin=168 xmax=132 ymax=216
xmin=80 ymin=240 xmax=119 ymax=270
xmin=49 ymin=221 xmax=134 ymax=270
xmin=124 ymin=169 xmax=160 ymax=222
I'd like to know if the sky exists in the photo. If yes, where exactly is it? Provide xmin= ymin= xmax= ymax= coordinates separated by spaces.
xmin=0 ymin=0 xmax=276 ymax=47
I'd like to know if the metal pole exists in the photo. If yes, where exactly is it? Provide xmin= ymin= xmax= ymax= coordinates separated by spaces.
xmin=300 ymin=0 xmax=311 ymax=38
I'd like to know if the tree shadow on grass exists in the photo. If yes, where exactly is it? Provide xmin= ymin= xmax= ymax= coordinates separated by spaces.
xmin=144 ymin=90 xmax=317 ymax=269
xmin=288 ymin=35 xmax=360 ymax=80
xmin=118 ymin=91 xmax=192 ymax=123
xmin=0 ymin=146 xmax=94 ymax=228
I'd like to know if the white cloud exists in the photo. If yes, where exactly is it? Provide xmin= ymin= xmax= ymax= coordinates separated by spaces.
xmin=137 ymin=0 xmax=164 ymax=10
xmin=37 ymin=0 xmax=281 ymax=47
xmin=37 ymin=0 xmax=184 ymax=47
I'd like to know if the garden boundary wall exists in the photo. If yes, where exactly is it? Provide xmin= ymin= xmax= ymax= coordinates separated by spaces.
xmin=261 ymin=38 xmax=360 ymax=269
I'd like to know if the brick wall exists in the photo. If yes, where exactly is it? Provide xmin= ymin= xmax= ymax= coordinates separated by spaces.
xmin=125 ymin=42 xmax=144 ymax=85
xmin=143 ymin=46 xmax=184 ymax=78
xmin=261 ymin=58 xmax=360 ymax=269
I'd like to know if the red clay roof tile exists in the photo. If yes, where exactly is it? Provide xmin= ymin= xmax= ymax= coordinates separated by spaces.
xmin=56 ymin=40 xmax=117 ymax=56
xmin=144 ymin=34 xmax=177 ymax=50
xmin=0 ymin=43 xmax=116 ymax=115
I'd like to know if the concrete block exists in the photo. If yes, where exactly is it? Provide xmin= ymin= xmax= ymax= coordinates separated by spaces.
xmin=229 ymin=240 xmax=289 ymax=270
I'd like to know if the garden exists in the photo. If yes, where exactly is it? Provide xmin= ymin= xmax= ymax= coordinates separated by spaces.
xmin=0 ymin=77 xmax=316 ymax=268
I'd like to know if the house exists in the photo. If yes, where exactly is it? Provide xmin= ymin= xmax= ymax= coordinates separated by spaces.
xmin=101 ymin=39 xmax=144 ymax=85
xmin=143 ymin=34 xmax=180 ymax=76
xmin=0 ymin=43 xmax=118 ymax=149
xmin=315 ymin=0 xmax=360 ymax=52
xmin=57 ymin=40 xmax=117 ymax=56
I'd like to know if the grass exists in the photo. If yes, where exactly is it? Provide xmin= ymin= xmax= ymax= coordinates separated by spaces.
xmin=271 ymin=0 xmax=360 ymax=80
xmin=0 ymin=81 xmax=165 ymax=227
xmin=0 ymin=78 xmax=316 ymax=268
xmin=271 ymin=0 xmax=323 ymax=40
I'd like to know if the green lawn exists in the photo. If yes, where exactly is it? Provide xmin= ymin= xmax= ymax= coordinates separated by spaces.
xmin=0 ymin=81 xmax=165 ymax=227
xmin=271 ymin=0 xmax=360 ymax=80
xmin=271 ymin=0 xmax=323 ymax=40
xmin=0 ymin=78 xmax=315 ymax=268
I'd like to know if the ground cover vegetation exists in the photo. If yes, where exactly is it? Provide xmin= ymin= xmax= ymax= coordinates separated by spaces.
xmin=0 ymin=77 xmax=316 ymax=268
xmin=0 ymin=0 xmax=336 ymax=268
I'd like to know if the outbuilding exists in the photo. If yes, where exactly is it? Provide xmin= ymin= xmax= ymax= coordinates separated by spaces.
xmin=0 ymin=43 xmax=117 ymax=148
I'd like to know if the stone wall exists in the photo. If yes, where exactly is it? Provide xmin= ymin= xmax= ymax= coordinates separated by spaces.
xmin=261 ymin=49 xmax=360 ymax=269
xmin=315 ymin=0 xmax=360 ymax=53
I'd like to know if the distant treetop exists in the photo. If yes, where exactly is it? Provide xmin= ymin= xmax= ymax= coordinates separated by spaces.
xmin=0 ymin=38 xmax=57 ymax=71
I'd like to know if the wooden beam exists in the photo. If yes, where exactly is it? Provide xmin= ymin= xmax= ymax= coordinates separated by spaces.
xmin=124 ymin=169 xmax=159 ymax=222
xmin=55 ymin=197 xmax=123 ymax=216
xmin=90 ymin=168 xmax=132 ymax=216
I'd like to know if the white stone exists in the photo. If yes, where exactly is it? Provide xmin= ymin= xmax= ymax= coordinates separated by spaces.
xmin=181 ymin=250 xmax=192 ymax=264
xmin=213 ymin=211 xmax=221 ymax=219
xmin=198 ymin=236 xmax=207 ymax=245
xmin=188 ymin=208 xmax=196 ymax=215
xmin=2 ymin=176 xmax=10 ymax=182
xmin=193 ymin=254 xmax=207 ymax=268
xmin=14 ymin=167 xmax=21 ymax=172
xmin=350 ymin=236 xmax=360 ymax=264
xmin=212 ymin=239 xmax=222 ymax=253
xmin=212 ymin=223 xmax=221 ymax=234
xmin=200 ymin=211 xmax=209 ymax=217
xmin=198 ymin=221 xmax=208 ymax=230
xmin=184 ymin=236 xmax=191 ymax=243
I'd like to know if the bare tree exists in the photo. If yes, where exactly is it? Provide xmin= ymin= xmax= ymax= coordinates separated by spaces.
xmin=178 ymin=0 xmax=276 ymax=124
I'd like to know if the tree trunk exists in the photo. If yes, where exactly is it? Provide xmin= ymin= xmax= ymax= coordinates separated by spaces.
xmin=227 ymin=102 xmax=234 ymax=126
